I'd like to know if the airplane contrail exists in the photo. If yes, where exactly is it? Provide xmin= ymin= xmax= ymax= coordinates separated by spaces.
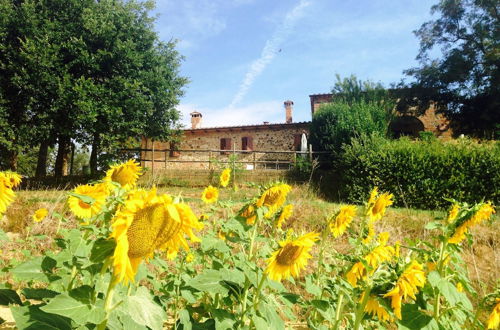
xmin=228 ymin=0 xmax=311 ymax=108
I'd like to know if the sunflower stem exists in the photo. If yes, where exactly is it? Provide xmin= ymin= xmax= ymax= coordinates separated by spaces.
xmin=353 ymin=286 xmax=371 ymax=330
xmin=333 ymin=293 xmax=345 ymax=329
xmin=97 ymin=276 xmax=117 ymax=330
xmin=434 ymin=241 xmax=446 ymax=319
xmin=247 ymin=210 xmax=262 ymax=260
xmin=251 ymin=271 xmax=267 ymax=311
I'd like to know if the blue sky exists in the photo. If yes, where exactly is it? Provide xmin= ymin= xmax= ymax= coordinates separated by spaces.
xmin=153 ymin=0 xmax=437 ymax=128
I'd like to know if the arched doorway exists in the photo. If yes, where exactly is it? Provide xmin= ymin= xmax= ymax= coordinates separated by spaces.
xmin=389 ymin=116 xmax=425 ymax=138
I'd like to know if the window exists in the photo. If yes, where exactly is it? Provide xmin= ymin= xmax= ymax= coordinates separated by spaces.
xmin=220 ymin=138 xmax=232 ymax=155
xmin=241 ymin=136 xmax=253 ymax=152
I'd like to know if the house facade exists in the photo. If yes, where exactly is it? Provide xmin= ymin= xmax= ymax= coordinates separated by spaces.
xmin=140 ymin=101 xmax=309 ymax=170
xmin=140 ymin=93 xmax=452 ymax=170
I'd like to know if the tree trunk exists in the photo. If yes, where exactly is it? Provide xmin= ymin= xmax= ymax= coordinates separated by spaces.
xmin=90 ymin=132 xmax=100 ymax=175
xmin=54 ymin=136 xmax=71 ymax=177
xmin=6 ymin=150 xmax=18 ymax=171
xmin=35 ymin=140 xmax=50 ymax=177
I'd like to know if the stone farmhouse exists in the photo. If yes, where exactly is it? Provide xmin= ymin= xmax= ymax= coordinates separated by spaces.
xmin=140 ymin=94 xmax=451 ymax=170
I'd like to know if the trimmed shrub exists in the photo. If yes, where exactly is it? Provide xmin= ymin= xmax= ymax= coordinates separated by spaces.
xmin=309 ymin=101 xmax=391 ymax=155
xmin=338 ymin=135 xmax=500 ymax=209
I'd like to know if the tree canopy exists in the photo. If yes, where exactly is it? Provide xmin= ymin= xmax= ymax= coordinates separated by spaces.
xmin=0 ymin=0 xmax=187 ymax=175
xmin=403 ymin=0 xmax=499 ymax=138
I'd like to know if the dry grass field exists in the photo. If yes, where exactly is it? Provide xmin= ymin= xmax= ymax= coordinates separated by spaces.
xmin=2 ymin=183 xmax=498 ymax=301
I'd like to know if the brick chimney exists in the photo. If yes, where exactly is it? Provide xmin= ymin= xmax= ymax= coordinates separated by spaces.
xmin=190 ymin=111 xmax=202 ymax=129
xmin=284 ymin=100 xmax=293 ymax=123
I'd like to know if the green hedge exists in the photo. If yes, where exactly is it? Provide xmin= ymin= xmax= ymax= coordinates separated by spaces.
xmin=337 ymin=135 xmax=500 ymax=209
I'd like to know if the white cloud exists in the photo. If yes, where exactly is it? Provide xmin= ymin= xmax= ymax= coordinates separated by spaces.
xmin=177 ymin=100 xmax=285 ymax=128
xmin=228 ymin=0 xmax=311 ymax=108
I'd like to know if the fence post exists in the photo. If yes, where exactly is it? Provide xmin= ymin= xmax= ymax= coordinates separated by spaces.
xmin=308 ymin=144 xmax=313 ymax=162
xmin=164 ymin=149 xmax=167 ymax=169
xmin=253 ymin=152 xmax=256 ymax=170
xmin=151 ymin=140 xmax=155 ymax=179
xmin=208 ymin=151 xmax=212 ymax=170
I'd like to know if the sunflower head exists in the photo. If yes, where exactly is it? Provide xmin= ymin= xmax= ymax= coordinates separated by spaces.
xmin=111 ymin=190 xmax=202 ymax=284
xmin=276 ymin=204 xmax=294 ymax=229
xmin=241 ymin=204 xmax=257 ymax=225
xmin=105 ymin=159 xmax=141 ymax=189
xmin=219 ymin=168 xmax=231 ymax=187
xmin=0 ymin=176 xmax=16 ymax=214
xmin=447 ymin=203 xmax=460 ymax=223
xmin=256 ymin=183 xmax=292 ymax=218
xmin=1 ymin=171 xmax=22 ymax=189
xmin=265 ymin=231 xmax=319 ymax=282
xmin=33 ymin=208 xmax=48 ymax=222
xmin=201 ymin=185 xmax=219 ymax=204
xmin=329 ymin=205 xmax=357 ymax=238
xmin=383 ymin=260 xmax=426 ymax=319
xmin=487 ymin=298 xmax=500 ymax=329
xmin=68 ymin=184 xmax=108 ymax=219
xmin=367 ymin=189 xmax=393 ymax=222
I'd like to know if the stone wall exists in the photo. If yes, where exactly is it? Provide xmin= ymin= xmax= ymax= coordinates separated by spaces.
xmin=141 ymin=123 xmax=310 ymax=170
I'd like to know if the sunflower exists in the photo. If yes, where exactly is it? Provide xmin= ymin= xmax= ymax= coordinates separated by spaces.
xmin=347 ymin=232 xmax=395 ymax=287
xmin=104 ymin=159 xmax=141 ymax=189
xmin=111 ymin=189 xmax=202 ymax=284
xmin=329 ymin=205 xmax=357 ymax=238
xmin=241 ymin=204 xmax=257 ymax=225
xmin=449 ymin=202 xmax=495 ymax=244
xmin=266 ymin=232 xmax=319 ymax=282
xmin=487 ymin=298 xmax=500 ymax=329
xmin=68 ymin=184 xmax=108 ymax=219
xmin=219 ymin=168 xmax=231 ymax=187
xmin=447 ymin=203 xmax=460 ymax=223
xmin=185 ymin=253 xmax=195 ymax=263
xmin=2 ymin=171 xmax=22 ymax=189
xmin=366 ymin=187 xmax=393 ymax=222
xmin=276 ymin=204 xmax=294 ymax=229
xmin=201 ymin=185 xmax=219 ymax=204
xmin=364 ymin=295 xmax=393 ymax=322
xmin=0 ymin=176 xmax=15 ymax=214
xmin=346 ymin=261 xmax=366 ymax=287
xmin=383 ymin=260 xmax=426 ymax=319
xmin=33 ymin=208 xmax=48 ymax=222
xmin=256 ymin=183 xmax=292 ymax=218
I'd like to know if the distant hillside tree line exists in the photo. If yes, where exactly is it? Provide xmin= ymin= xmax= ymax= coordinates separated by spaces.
xmin=0 ymin=0 xmax=187 ymax=177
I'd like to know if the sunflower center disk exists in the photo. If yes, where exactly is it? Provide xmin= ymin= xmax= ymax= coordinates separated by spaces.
xmin=263 ymin=190 xmax=281 ymax=207
xmin=127 ymin=205 xmax=167 ymax=258
xmin=276 ymin=244 xmax=304 ymax=266
xmin=78 ymin=200 xmax=91 ymax=210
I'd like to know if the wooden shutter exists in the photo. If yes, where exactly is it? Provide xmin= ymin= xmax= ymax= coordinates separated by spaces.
xmin=247 ymin=136 xmax=253 ymax=151
xmin=293 ymin=134 xmax=302 ymax=151
xmin=220 ymin=138 xmax=232 ymax=154
xmin=242 ymin=136 xmax=253 ymax=151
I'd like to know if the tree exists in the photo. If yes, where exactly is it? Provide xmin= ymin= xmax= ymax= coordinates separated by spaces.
xmin=403 ymin=0 xmax=500 ymax=138
xmin=0 ymin=0 xmax=187 ymax=176
xmin=309 ymin=75 xmax=394 ymax=155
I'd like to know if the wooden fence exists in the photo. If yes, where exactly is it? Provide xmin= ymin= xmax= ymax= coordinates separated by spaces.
xmin=119 ymin=147 xmax=331 ymax=173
